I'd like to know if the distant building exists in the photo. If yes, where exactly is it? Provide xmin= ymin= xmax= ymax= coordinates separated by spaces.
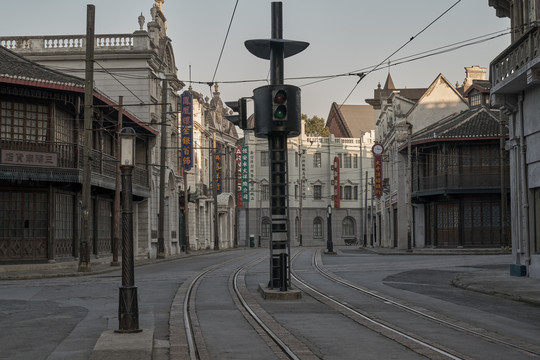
xmin=238 ymin=116 xmax=375 ymax=248
xmin=326 ymin=102 xmax=374 ymax=138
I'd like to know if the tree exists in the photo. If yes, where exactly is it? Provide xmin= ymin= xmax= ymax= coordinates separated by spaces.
xmin=303 ymin=114 xmax=330 ymax=137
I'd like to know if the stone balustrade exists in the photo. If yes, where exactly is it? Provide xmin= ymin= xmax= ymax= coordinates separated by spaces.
xmin=491 ymin=23 xmax=540 ymax=85
xmin=0 ymin=34 xmax=139 ymax=52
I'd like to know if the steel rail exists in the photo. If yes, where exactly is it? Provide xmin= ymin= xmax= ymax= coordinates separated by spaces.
xmin=301 ymin=248 xmax=540 ymax=358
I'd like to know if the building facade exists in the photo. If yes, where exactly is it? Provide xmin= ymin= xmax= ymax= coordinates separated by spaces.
xmin=489 ymin=0 xmax=540 ymax=277
xmin=0 ymin=46 xmax=156 ymax=262
xmin=1 ymin=0 xmax=184 ymax=259
xmin=238 ymin=120 xmax=375 ymax=248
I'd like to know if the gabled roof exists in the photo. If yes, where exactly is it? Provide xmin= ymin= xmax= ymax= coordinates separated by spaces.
xmin=326 ymin=102 xmax=374 ymax=138
xmin=410 ymin=107 xmax=501 ymax=145
xmin=405 ymin=73 xmax=468 ymax=118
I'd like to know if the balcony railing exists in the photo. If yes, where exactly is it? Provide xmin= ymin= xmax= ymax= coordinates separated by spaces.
xmin=0 ymin=33 xmax=145 ymax=53
xmin=414 ymin=173 xmax=509 ymax=193
xmin=491 ymin=23 xmax=540 ymax=86
xmin=0 ymin=140 xmax=148 ymax=187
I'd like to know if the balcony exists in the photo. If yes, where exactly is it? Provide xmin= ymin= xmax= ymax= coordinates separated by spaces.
xmin=413 ymin=173 xmax=509 ymax=196
xmin=490 ymin=23 xmax=540 ymax=95
xmin=0 ymin=140 xmax=149 ymax=190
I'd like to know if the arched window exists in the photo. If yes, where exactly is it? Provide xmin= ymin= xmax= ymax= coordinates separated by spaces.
xmin=313 ymin=217 xmax=323 ymax=238
xmin=342 ymin=217 xmax=355 ymax=237
xmin=262 ymin=217 xmax=271 ymax=237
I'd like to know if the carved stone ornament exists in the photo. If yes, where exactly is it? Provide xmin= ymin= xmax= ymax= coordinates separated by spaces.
xmin=138 ymin=13 xmax=145 ymax=30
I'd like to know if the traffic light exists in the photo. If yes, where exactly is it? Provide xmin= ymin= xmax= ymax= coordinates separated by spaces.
xmin=253 ymin=84 xmax=301 ymax=137
xmin=225 ymin=98 xmax=248 ymax=129
xmin=272 ymin=88 xmax=288 ymax=121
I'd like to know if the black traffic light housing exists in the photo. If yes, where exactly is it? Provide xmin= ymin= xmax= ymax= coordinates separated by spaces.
xmin=253 ymin=84 xmax=301 ymax=138
xmin=225 ymin=98 xmax=249 ymax=130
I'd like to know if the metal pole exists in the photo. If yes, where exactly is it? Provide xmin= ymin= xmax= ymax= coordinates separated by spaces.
xmin=117 ymin=164 xmax=141 ymax=333
xmin=299 ymin=150 xmax=303 ymax=246
xmin=407 ymin=126 xmax=413 ymax=252
xmin=499 ymin=112 xmax=508 ymax=248
xmin=112 ymin=96 xmax=122 ymax=266
xmin=327 ymin=205 xmax=333 ymax=253
xmin=79 ymin=4 xmax=95 ymax=272
xmin=364 ymin=170 xmax=368 ymax=247
xmin=213 ymin=133 xmax=219 ymax=250
xmin=370 ymin=177 xmax=374 ymax=246
xmin=158 ymin=77 xmax=167 ymax=259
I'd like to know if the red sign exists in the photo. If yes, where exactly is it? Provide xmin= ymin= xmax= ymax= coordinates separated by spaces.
xmin=372 ymin=144 xmax=384 ymax=199
xmin=333 ymin=156 xmax=340 ymax=208
xmin=236 ymin=146 xmax=242 ymax=208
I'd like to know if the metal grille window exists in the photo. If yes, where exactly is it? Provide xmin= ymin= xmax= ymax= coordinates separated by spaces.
xmin=262 ymin=217 xmax=271 ymax=237
xmin=313 ymin=217 xmax=323 ymax=237
xmin=343 ymin=154 xmax=351 ymax=168
xmin=261 ymin=151 xmax=269 ymax=167
xmin=262 ymin=184 xmax=269 ymax=201
xmin=342 ymin=217 xmax=355 ymax=236
xmin=353 ymin=154 xmax=358 ymax=168
xmin=0 ymin=101 xmax=49 ymax=141
xmin=313 ymin=185 xmax=322 ymax=200
xmin=313 ymin=152 xmax=321 ymax=168
xmin=344 ymin=186 xmax=352 ymax=200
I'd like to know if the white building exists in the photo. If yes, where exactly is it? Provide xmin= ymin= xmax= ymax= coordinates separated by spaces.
xmin=238 ymin=120 xmax=375 ymax=247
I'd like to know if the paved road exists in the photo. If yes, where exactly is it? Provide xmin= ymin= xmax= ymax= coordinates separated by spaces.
xmin=1 ymin=247 xmax=539 ymax=359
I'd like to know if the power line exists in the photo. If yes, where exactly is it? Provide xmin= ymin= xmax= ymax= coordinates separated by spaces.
xmin=211 ymin=0 xmax=239 ymax=84
xmin=339 ymin=0 xmax=463 ymax=108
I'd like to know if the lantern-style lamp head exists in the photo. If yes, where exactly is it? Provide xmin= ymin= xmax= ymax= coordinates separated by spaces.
xmin=120 ymin=127 xmax=136 ymax=167
xmin=327 ymin=204 xmax=332 ymax=216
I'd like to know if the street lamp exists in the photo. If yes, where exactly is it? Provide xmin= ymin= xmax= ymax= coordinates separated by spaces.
xmin=327 ymin=204 xmax=334 ymax=253
xmin=117 ymin=127 xmax=141 ymax=333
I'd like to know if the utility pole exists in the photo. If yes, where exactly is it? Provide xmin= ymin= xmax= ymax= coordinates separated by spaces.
xmin=364 ymin=170 xmax=368 ymax=247
xmin=79 ymin=4 xmax=95 ymax=272
xmin=157 ymin=75 xmax=167 ymax=259
xmin=407 ymin=124 xmax=413 ymax=252
xmin=500 ymin=112 xmax=508 ymax=248
xmin=112 ymin=96 xmax=123 ymax=266
xmin=213 ymin=133 xmax=219 ymax=250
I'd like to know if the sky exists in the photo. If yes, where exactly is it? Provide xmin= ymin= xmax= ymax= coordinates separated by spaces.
xmin=1 ymin=0 xmax=511 ymax=119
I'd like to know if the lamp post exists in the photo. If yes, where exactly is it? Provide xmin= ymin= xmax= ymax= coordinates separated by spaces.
xmin=327 ymin=204 xmax=334 ymax=253
xmin=117 ymin=127 xmax=141 ymax=333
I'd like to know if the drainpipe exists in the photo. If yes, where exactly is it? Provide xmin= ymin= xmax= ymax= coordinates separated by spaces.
xmin=518 ymin=92 xmax=531 ymax=273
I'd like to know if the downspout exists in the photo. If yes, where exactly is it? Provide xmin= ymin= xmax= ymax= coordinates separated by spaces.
xmin=518 ymin=92 xmax=531 ymax=272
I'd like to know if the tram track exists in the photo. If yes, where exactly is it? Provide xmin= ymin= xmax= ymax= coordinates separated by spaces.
xmin=290 ymin=247 xmax=540 ymax=359
xmin=174 ymin=251 xmax=317 ymax=360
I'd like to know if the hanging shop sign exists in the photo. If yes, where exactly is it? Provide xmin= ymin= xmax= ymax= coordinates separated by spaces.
xmin=333 ymin=156 xmax=340 ymax=208
xmin=372 ymin=143 xmax=384 ymax=198
xmin=241 ymin=145 xmax=249 ymax=203
xmin=180 ymin=90 xmax=193 ymax=171
xmin=236 ymin=145 xmax=243 ymax=208
xmin=216 ymin=143 xmax=222 ymax=195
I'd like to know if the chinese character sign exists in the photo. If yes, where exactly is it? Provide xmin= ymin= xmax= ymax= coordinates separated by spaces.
xmin=372 ymin=143 xmax=384 ymax=198
xmin=241 ymin=146 xmax=249 ymax=203
xmin=216 ymin=143 xmax=222 ymax=195
xmin=0 ymin=149 xmax=58 ymax=167
xmin=180 ymin=91 xmax=193 ymax=171
xmin=333 ymin=156 xmax=340 ymax=208
xmin=236 ymin=145 xmax=243 ymax=208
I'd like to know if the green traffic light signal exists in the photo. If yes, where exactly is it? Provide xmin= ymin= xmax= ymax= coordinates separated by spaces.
xmin=273 ymin=89 xmax=287 ymax=120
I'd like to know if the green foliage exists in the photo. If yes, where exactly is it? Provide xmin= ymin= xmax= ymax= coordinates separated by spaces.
xmin=302 ymin=114 xmax=330 ymax=137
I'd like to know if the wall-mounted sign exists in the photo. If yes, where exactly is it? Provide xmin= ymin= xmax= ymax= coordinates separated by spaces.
xmin=333 ymin=156 xmax=340 ymax=208
xmin=180 ymin=90 xmax=193 ymax=171
xmin=241 ymin=146 xmax=249 ymax=203
xmin=0 ymin=149 xmax=58 ymax=167
xmin=236 ymin=145 xmax=243 ymax=208
xmin=372 ymin=143 xmax=384 ymax=198
xmin=216 ymin=143 xmax=222 ymax=195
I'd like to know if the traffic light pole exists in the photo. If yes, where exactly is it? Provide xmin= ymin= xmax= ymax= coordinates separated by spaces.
xmin=244 ymin=2 xmax=308 ymax=291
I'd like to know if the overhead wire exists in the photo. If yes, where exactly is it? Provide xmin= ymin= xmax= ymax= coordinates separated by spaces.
xmin=338 ymin=0 xmax=463 ymax=108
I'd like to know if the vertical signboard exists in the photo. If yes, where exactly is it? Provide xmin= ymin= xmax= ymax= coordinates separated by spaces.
xmin=236 ymin=145 xmax=243 ymax=208
xmin=181 ymin=90 xmax=193 ymax=171
xmin=216 ymin=143 xmax=222 ymax=195
xmin=372 ymin=144 xmax=384 ymax=198
xmin=333 ymin=156 xmax=340 ymax=208
xmin=241 ymin=145 xmax=249 ymax=203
